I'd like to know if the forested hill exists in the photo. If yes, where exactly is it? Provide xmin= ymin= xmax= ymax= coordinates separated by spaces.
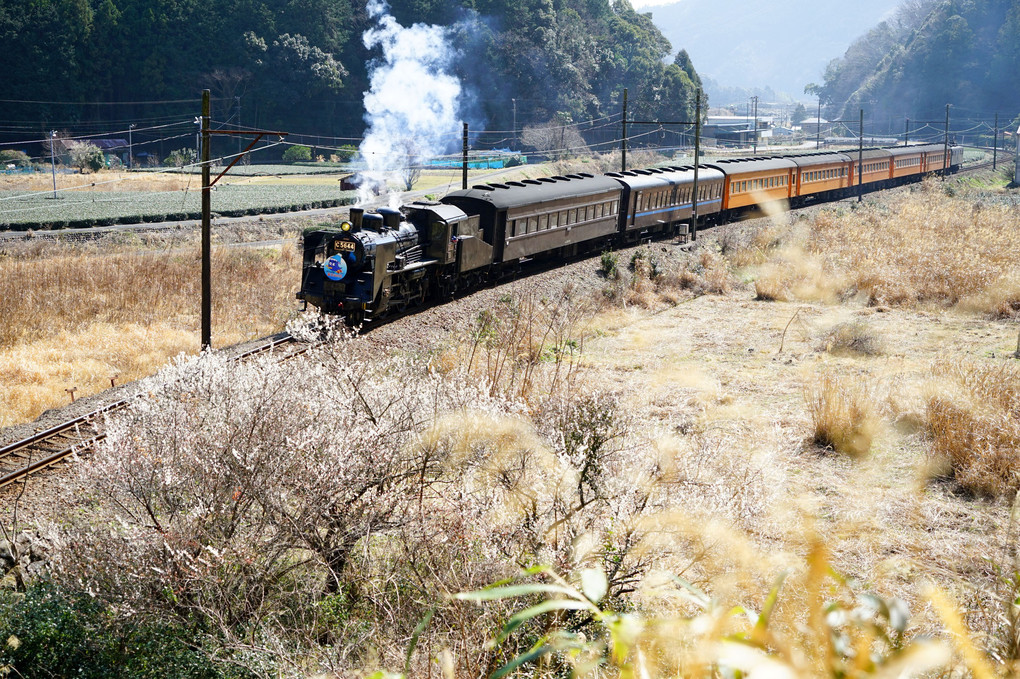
xmin=0 ymin=0 xmax=701 ymax=147
xmin=811 ymin=0 xmax=1020 ymax=124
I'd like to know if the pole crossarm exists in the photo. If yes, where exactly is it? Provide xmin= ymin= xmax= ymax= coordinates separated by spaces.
xmin=207 ymin=129 xmax=288 ymax=187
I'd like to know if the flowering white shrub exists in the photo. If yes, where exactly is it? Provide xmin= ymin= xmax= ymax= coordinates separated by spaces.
xmin=48 ymin=303 xmax=782 ymax=675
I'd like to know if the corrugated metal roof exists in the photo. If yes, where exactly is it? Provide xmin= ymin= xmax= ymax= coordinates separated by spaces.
xmin=857 ymin=148 xmax=894 ymax=160
xmin=607 ymin=165 xmax=724 ymax=190
xmin=887 ymin=144 xmax=944 ymax=156
xmin=787 ymin=152 xmax=853 ymax=167
xmin=704 ymin=158 xmax=797 ymax=174
xmin=443 ymin=174 xmax=622 ymax=210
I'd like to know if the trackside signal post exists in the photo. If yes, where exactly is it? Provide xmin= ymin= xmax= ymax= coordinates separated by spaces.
xmin=199 ymin=89 xmax=288 ymax=349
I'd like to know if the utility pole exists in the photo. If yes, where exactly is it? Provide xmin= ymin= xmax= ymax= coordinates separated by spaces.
xmin=942 ymin=104 xmax=950 ymax=179
xmin=621 ymin=88 xmax=628 ymax=172
xmin=751 ymin=95 xmax=759 ymax=154
xmin=993 ymin=113 xmax=998 ymax=170
xmin=461 ymin=122 xmax=468 ymax=190
xmin=905 ymin=117 xmax=910 ymax=145
xmin=197 ymin=91 xmax=288 ymax=349
xmin=512 ymin=98 xmax=517 ymax=151
xmin=1015 ymin=123 xmax=1019 ymax=185
xmin=201 ymin=90 xmax=212 ymax=351
xmin=691 ymin=89 xmax=701 ymax=242
xmin=235 ymin=97 xmax=243 ymax=157
xmin=815 ymin=98 xmax=822 ymax=150
xmin=49 ymin=130 xmax=57 ymax=199
xmin=858 ymin=109 xmax=864 ymax=203
xmin=128 ymin=123 xmax=136 ymax=169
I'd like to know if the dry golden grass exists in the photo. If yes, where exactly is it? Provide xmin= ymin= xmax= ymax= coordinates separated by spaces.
xmin=740 ymin=186 xmax=1020 ymax=315
xmin=805 ymin=372 xmax=880 ymax=458
xmin=0 ymin=240 xmax=300 ymax=427
xmin=926 ymin=361 xmax=1020 ymax=497
xmin=0 ymin=170 xmax=195 ymax=193
xmin=820 ymin=318 xmax=884 ymax=356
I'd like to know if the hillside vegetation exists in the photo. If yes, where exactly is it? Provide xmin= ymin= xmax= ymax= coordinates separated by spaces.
xmin=812 ymin=0 xmax=1020 ymax=123
xmin=0 ymin=0 xmax=701 ymax=146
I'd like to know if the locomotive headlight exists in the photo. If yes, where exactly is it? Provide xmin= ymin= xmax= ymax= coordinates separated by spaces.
xmin=340 ymin=221 xmax=352 ymax=232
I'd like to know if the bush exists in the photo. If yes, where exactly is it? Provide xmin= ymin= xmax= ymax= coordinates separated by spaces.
xmin=0 ymin=583 xmax=228 ymax=679
xmin=820 ymin=319 xmax=883 ymax=355
xmin=163 ymin=147 xmax=197 ymax=168
xmin=0 ymin=149 xmax=31 ymax=168
xmin=282 ymin=145 xmax=312 ymax=162
xmin=68 ymin=141 xmax=105 ymax=173
xmin=336 ymin=144 xmax=357 ymax=162
xmin=599 ymin=251 xmax=619 ymax=279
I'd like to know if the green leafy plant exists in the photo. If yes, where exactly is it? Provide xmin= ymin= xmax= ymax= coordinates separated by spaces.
xmin=283 ymin=145 xmax=312 ymax=162
xmin=599 ymin=251 xmax=619 ymax=280
xmin=457 ymin=545 xmax=957 ymax=679
xmin=163 ymin=147 xmax=197 ymax=169
xmin=68 ymin=142 xmax=105 ymax=173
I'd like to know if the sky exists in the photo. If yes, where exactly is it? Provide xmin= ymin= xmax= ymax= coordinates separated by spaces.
xmin=632 ymin=0 xmax=900 ymax=98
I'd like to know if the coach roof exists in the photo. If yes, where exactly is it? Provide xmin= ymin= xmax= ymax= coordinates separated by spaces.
xmin=443 ymin=173 xmax=622 ymax=210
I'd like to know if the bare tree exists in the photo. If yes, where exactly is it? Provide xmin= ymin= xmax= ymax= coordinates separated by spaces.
xmin=397 ymin=137 xmax=422 ymax=191
xmin=521 ymin=118 xmax=589 ymax=159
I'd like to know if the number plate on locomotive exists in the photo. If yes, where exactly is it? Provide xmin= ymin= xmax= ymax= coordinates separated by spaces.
xmin=334 ymin=240 xmax=357 ymax=252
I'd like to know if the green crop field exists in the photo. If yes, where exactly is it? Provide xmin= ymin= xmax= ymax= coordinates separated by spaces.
xmin=149 ymin=163 xmax=354 ymax=176
xmin=0 ymin=184 xmax=356 ymax=230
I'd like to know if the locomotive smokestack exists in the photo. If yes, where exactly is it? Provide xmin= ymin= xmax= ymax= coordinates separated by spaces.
xmin=350 ymin=207 xmax=364 ymax=232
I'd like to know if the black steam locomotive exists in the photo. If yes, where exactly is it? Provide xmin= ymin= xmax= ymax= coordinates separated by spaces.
xmin=298 ymin=144 xmax=962 ymax=321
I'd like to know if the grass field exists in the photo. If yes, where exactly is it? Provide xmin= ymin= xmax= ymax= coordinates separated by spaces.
xmin=0 ymin=231 xmax=303 ymax=427
xmin=0 ymin=182 xmax=355 ymax=228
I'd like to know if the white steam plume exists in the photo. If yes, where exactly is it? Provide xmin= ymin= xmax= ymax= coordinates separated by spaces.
xmin=358 ymin=0 xmax=463 ymax=206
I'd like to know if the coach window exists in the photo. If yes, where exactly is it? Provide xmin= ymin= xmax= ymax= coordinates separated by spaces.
xmin=567 ymin=208 xmax=576 ymax=224
xmin=548 ymin=212 xmax=558 ymax=228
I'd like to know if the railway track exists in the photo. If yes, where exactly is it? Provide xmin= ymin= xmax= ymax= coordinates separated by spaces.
xmin=0 ymin=333 xmax=309 ymax=492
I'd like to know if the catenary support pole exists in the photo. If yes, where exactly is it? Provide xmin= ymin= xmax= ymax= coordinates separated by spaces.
xmin=993 ymin=113 xmax=998 ymax=170
xmin=49 ymin=131 xmax=57 ymax=199
xmin=942 ymin=104 xmax=950 ymax=179
xmin=691 ymin=89 xmax=701 ymax=243
xmin=905 ymin=118 xmax=909 ymax=145
xmin=1015 ymin=124 xmax=1019 ymax=185
xmin=201 ymin=89 xmax=212 ymax=350
xmin=816 ymin=98 xmax=821 ymax=149
xmin=462 ymin=123 xmax=468 ymax=190
xmin=621 ymin=88 xmax=628 ymax=172
xmin=751 ymin=95 xmax=758 ymax=154
xmin=512 ymin=98 xmax=517 ymax=151
xmin=858 ymin=109 xmax=864 ymax=203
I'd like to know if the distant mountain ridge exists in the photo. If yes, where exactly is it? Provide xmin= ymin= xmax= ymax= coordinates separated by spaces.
xmin=643 ymin=0 xmax=894 ymax=102
xmin=812 ymin=0 xmax=1020 ymax=124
